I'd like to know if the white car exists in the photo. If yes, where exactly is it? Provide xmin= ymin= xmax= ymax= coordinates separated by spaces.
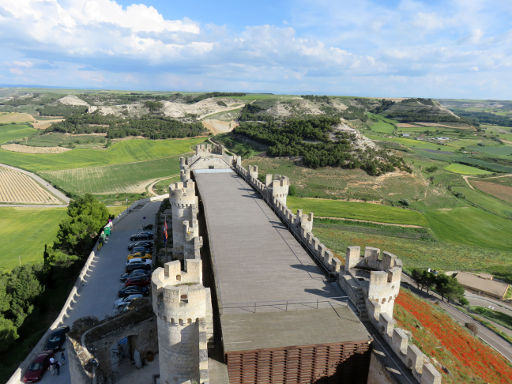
xmin=125 ymin=257 xmax=152 ymax=266
xmin=114 ymin=294 xmax=143 ymax=309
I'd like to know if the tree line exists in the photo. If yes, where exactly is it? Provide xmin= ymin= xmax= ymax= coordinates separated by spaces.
xmin=410 ymin=269 xmax=467 ymax=305
xmin=47 ymin=112 xmax=206 ymax=139
xmin=233 ymin=116 xmax=409 ymax=176
xmin=0 ymin=195 xmax=110 ymax=353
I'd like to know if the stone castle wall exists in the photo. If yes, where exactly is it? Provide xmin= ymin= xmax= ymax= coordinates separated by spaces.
xmin=152 ymin=259 xmax=212 ymax=384
xmin=340 ymin=246 xmax=441 ymax=384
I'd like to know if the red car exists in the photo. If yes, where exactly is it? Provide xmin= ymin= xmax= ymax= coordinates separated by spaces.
xmin=124 ymin=275 xmax=150 ymax=287
xmin=22 ymin=351 xmax=54 ymax=383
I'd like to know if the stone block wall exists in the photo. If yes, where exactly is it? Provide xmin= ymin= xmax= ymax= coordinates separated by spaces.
xmin=169 ymin=180 xmax=202 ymax=261
xmin=152 ymin=260 xmax=212 ymax=384
xmin=341 ymin=246 xmax=442 ymax=384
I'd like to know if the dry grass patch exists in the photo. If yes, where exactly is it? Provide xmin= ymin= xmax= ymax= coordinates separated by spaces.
xmin=0 ymin=112 xmax=34 ymax=124
xmin=1 ymin=143 xmax=71 ymax=154
xmin=0 ymin=166 xmax=61 ymax=204
xmin=32 ymin=118 xmax=64 ymax=130
xmin=472 ymin=180 xmax=512 ymax=203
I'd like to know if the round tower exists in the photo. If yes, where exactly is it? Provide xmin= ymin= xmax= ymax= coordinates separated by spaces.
xmin=152 ymin=262 xmax=207 ymax=384
xmin=169 ymin=180 xmax=198 ymax=260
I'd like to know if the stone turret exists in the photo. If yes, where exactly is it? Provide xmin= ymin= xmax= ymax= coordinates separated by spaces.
xmin=169 ymin=180 xmax=201 ymax=261
xmin=152 ymin=260 xmax=210 ymax=384
xmin=182 ymin=219 xmax=203 ymax=259
xmin=265 ymin=174 xmax=290 ymax=205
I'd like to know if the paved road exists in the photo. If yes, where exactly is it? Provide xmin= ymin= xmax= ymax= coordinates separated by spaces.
xmin=0 ymin=163 xmax=70 ymax=204
xmin=36 ymin=200 xmax=161 ymax=384
xmin=401 ymin=275 xmax=512 ymax=362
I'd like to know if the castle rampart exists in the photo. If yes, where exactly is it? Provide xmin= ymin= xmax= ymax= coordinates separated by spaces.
xmin=169 ymin=180 xmax=202 ymax=261
xmin=152 ymin=259 xmax=212 ymax=384
xmin=340 ymin=246 xmax=441 ymax=384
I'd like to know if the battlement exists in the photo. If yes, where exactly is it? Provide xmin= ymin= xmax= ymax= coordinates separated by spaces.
xmin=195 ymin=143 xmax=224 ymax=156
xmin=339 ymin=246 xmax=441 ymax=384
xmin=293 ymin=209 xmax=314 ymax=233
xmin=170 ymin=180 xmax=197 ymax=203
xmin=345 ymin=245 xmax=402 ymax=272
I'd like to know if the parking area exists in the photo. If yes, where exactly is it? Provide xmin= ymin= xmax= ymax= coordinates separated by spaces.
xmin=34 ymin=199 xmax=161 ymax=384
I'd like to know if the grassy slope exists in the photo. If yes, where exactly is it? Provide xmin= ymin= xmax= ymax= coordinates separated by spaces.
xmin=445 ymin=163 xmax=492 ymax=175
xmin=0 ymin=137 xmax=206 ymax=171
xmin=287 ymin=196 xmax=427 ymax=226
xmin=41 ymin=156 xmax=183 ymax=194
xmin=0 ymin=123 xmax=37 ymax=144
xmin=0 ymin=207 xmax=66 ymax=271
xmin=424 ymin=206 xmax=512 ymax=251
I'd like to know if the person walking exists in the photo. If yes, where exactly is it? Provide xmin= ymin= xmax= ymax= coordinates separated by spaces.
xmin=49 ymin=357 xmax=57 ymax=376
xmin=55 ymin=360 xmax=60 ymax=376
xmin=60 ymin=351 xmax=66 ymax=366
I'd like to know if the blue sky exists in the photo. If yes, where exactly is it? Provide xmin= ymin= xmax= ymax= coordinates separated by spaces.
xmin=1 ymin=0 xmax=511 ymax=98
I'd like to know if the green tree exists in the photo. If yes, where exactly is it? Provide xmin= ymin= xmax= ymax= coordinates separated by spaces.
xmin=0 ymin=315 xmax=18 ymax=353
xmin=55 ymin=194 xmax=110 ymax=257
xmin=5 ymin=265 xmax=44 ymax=327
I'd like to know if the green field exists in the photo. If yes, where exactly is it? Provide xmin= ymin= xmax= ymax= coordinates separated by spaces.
xmin=424 ymin=206 xmax=512 ymax=251
xmin=287 ymin=196 xmax=427 ymax=226
xmin=0 ymin=207 xmax=66 ymax=271
xmin=0 ymin=136 xmax=206 ymax=172
xmin=41 ymin=156 xmax=183 ymax=194
xmin=0 ymin=123 xmax=37 ymax=144
xmin=445 ymin=163 xmax=492 ymax=175
xmin=368 ymin=113 xmax=396 ymax=134
xmin=314 ymin=221 xmax=512 ymax=280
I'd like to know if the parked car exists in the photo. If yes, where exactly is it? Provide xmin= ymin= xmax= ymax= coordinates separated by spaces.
xmin=120 ymin=269 xmax=151 ymax=282
xmin=132 ymin=245 xmax=151 ymax=253
xmin=127 ymin=241 xmax=153 ymax=251
xmin=127 ymin=251 xmax=152 ymax=261
xmin=114 ymin=294 xmax=143 ymax=309
xmin=44 ymin=325 xmax=70 ymax=352
xmin=118 ymin=285 xmax=149 ymax=297
xmin=124 ymin=275 xmax=151 ymax=287
xmin=125 ymin=258 xmax=152 ymax=272
xmin=22 ymin=351 xmax=54 ymax=383
xmin=129 ymin=232 xmax=154 ymax=241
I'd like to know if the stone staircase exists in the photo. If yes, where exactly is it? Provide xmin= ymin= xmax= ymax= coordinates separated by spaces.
xmin=354 ymin=287 xmax=368 ymax=320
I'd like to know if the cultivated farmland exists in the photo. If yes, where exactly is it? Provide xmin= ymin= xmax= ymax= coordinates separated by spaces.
xmin=0 ymin=165 xmax=61 ymax=204
xmin=0 ymin=207 xmax=66 ymax=271
xmin=40 ymin=156 xmax=184 ymax=194
xmin=471 ymin=180 xmax=512 ymax=203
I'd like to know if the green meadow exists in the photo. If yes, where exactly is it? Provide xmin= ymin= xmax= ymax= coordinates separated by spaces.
xmin=445 ymin=163 xmax=492 ymax=175
xmin=286 ymin=196 xmax=427 ymax=226
xmin=0 ymin=207 xmax=66 ymax=271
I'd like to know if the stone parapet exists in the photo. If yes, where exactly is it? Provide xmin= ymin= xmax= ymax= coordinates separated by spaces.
xmin=341 ymin=246 xmax=442 ymax=384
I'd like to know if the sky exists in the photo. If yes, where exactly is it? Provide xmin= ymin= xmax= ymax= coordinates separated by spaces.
xmin=1 ymin=0 xmax=511 ymax=99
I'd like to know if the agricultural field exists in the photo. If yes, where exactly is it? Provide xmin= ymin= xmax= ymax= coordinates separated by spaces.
xmin=395 ymin=289 xmax=512 ymax=384
xmin=287 ymin=196 xmax=427 ymax=226
xmin=0 ymin=207 xmax=66 ymax=271
xmin=445 ymin=163 xmax=492 ymax=175
xmin=470 ymin=180 xmax=512 ymax=204
xmin=0 ymin=112 xmax=34 ymax=124
xmin=0 ymin=165 xmax=61 ymax=204
xmin=40 ymin=156 xmax=184 ymax=194
xmin=0 ymin=123 xmax=36 ymax=144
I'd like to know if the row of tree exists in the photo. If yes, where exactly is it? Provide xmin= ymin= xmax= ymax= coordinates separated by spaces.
xmin=410 ymin=269 xmax=467 ymax=304
xmin=0 ymin=195 xmax=110 ymax=352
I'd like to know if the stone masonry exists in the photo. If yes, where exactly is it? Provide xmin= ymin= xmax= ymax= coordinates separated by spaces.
xmin=169 ymin=180 xmax=202 ymax=261
xmin=152 ymin=259 xmax=212 ymax=384
xmin=340 ymin=246 xmax=442 ymax=384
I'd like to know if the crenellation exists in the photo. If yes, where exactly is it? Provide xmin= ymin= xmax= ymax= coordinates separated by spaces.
xmin=392 ymin=328 xmax=409 ymax=355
